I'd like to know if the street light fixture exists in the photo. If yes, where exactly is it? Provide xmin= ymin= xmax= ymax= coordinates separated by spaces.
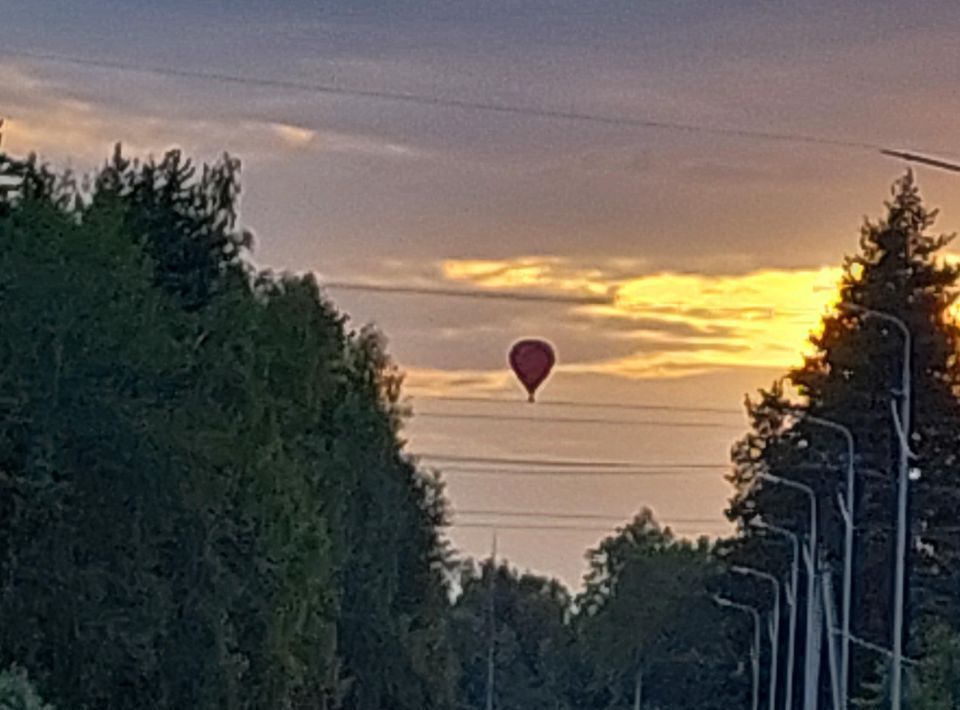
xmin=754 ymin=521 xmax=801 ymax=710
xmin=732 ymin=566 xmax=782 ymax=710
xmin=839 ymin=303 xmax=912 ymax=710
xmin=715 ymin=594 xmax=763 ymax=710
xmin=758 ymin=472 xmax=819 ymax=710
xmin=789 ymin=410 xmax=857 ymax=708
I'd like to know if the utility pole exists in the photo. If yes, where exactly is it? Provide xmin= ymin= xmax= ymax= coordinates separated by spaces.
xmin=715 ymin=595 xmax=762 ymax=710
xmin=808 ymin=572 xmax=824 ymax=710
xmin=732 ymin=566 xmax=781 ymax=710
xmin=486 ymin=531 xmax=497 ymax=710
xmin=821 ymin=565 xmax=842 ymax=710
xmin=841 ymin=304 xmax=912 ymax=710
xmin=795 ymin=412 xmax=856 ymax=709
xmin=633 ymin=667 xmax=643 ymax=710
xmin=759 ymin=473 xmax=819 ymax=710
xmin=755 ymin=521 xmax=800 ymax=710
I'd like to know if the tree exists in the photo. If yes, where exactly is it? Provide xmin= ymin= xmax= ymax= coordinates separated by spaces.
xmin=91 ymin=145 xmax=252 ymax=310
xmin=855 ymin=621 xmax=960 ymax=708
xmin=327 ymin=325 xmax=458 ymax=710
xmin=909 ymin=621 xmax=960 ymax=709
xmin=576 ymin=510 xmax=743 ymax=710
xmin=0 ymin=665 xmax=55 ymax=710
xmin=450 ymin=561 xmax=576 ymax=710
xmin=727 ymin=172 xmax=960 ymax=702
xmin=0 ymin=146 xmax=457 ymax=709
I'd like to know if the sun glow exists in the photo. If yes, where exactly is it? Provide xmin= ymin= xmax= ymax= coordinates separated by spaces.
xmin=441 ymin=258 xmax=844 ymax=378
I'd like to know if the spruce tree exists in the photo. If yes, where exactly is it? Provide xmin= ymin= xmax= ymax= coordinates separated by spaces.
xmin=727 ymin=172 xmax=960 ymax=702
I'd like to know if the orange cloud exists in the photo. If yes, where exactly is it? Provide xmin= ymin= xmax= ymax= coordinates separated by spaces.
xmin=440 ymin=257 xmax=845 ymax=378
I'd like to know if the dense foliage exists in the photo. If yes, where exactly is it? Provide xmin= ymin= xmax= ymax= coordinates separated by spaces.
xmin=450 ymin=512 xmax=747 ymax=710
xmin=576 ymin=510 xmax=744 ymax=709
xmin=0 ymin=146 xmax=455 ymax=709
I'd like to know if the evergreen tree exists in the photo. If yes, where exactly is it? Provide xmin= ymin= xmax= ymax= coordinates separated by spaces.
xmin=727 ymin=173 xmax=960 ymax=702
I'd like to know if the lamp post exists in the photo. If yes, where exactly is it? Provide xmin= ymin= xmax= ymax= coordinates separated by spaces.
xmin=715 ymin=595 xmax=763 ymax=710
xmin=755 ymin=521 xmax=801 ymax=710
xmin=486 ymin=531 xmax=497 ymax=710
xmin=841 ymin=303 xmax=912 ymax=710
xmin=733 ymin=566 xmax=782 ymax=710
xmin=793 ymin=412 xmax=856 ymax=708
xmin=759 ymin=472 xmax=819 ymax=710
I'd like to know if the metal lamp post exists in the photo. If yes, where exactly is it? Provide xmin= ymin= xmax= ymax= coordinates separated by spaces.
xmin=733 ymin=566 xmax=782 ymax=710
xmin=755 ymin=521 xmax=801 ymax=710
xmin=794 ymin=412 xmax=856 ymax=708
xmin=715 ymin=595 xmax=763 ymax=710
xmin=758 ymin=472 xmax=819 ymax=710
xmin=840 ymin=303 xmax=912 ymax=710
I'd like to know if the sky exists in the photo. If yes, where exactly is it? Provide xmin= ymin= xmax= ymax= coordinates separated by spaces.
xmin=3 ymin=0 xmax=960 ymax=587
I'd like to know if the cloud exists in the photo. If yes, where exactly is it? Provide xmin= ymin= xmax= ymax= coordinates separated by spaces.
xmin=0 ymin=61 xmax=425 ymax=166
xmin=401 ymin=366 xmax=513 ymax=396
xmin=271 ymin=123 xmax=316 ymax=147
xmin=267 ymin=121 xmax=422 ymax=158
xmin=437 ymin=256 xmax=845 ymax=379
xmin=440 ymin=257 xmax=618 ymax=296
xmin=328 ymin=255 xmax=853 ymax=391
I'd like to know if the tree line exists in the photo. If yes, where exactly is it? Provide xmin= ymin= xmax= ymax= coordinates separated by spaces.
xmin=0 ymin=145 xmax=746 ymax=709
xmin=1 ymin=143 xmax=958 ymax=708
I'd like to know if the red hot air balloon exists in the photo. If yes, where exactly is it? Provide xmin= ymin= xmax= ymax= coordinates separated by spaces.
xmin=509 ymin=339 xmax=556 ymax=402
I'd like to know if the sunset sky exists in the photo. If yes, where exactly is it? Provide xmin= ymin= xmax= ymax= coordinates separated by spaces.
xmin=3 ymin=0 xmax=960 ymax=586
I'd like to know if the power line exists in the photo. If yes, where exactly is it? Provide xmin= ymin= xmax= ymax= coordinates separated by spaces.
xmin=410 ymin=394 xmax=743 ymax=416
xmin=322 ymin=281 xmax=609 ymax=305
xmin=454 ymin=521 xmax=613 ymax=532
xmin=414 ymin=410 xmax=744 ymax=430
xmin=880 ymin=149 xmax=960 ymax=174
xmin=325 ymin=281 xmax=827 ymax=317
xmin=416 ymin=452 xmax=727 ymax=470
xmin=456 ymin=509 xmax=630 ymax=522
xmin=4 ymin=48 xmax=886 ymax=153
xmin=438 ymin=466 xmax=724 ymax=478
xmin=453 ymin=508 xmax=726 ymax=524
xmin=451 ymin=521 xmax=729 ymax=533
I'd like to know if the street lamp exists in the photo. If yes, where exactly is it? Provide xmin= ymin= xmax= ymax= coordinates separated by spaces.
xmin=791 ymin=411 xmax=856 ymax=708
xmin=840 ymin=303 xmax=912 ymax=710
xmin=715 ymin=594 xmax=762 ymax=710
xmin=732 ymin=566 xmax=782 ymax=710
xmin=758 ymin=472 xmax=819 ymax=710
xmin=754 ymin=521 xmax=801 ymax=710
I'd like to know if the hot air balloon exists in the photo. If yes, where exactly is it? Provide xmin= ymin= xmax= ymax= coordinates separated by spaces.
xmin=509 ymin=339 xmax=556 ymax=402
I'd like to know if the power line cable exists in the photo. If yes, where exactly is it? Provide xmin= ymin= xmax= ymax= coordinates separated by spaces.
xmin=3 ymin=48 xmax=887 ymax=152
xmin=880 ymin=149 xmax=960 ymax=174
xmin=413 ymin=410 xmax=744 ymax=430
xmin=451 ymin=521 xmax=729 ymax=533
xmin=324 ymin=281 xmax=829 ymax=316
xmin=410 ymin=394 xmax=743 ymax=416
xmin=416 ymin=452 xmax=727 ymax=470
xmin=7 ymin=52 xmax=958 ymax=182
xmin=453 ymin=508 xmax=726 ymax=524
xmin=454 ymin=521 xmax=614 ymax=532
xmin=322 ymin=281 xmax=609 ymax=305
xmin=438 ymin=466 xmax=725 ymax=478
